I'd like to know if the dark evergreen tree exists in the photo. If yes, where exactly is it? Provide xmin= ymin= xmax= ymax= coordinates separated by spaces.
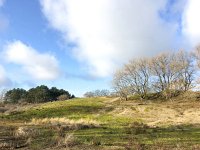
xmin=5 ymin=88 xmax=27 ymax=103
xmin=26 ymin=85 xmax=51 ymax=103
xmin=4 ymin=85 xmax=74 ymax=103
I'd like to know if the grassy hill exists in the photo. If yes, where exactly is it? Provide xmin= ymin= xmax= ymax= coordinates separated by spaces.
xmin=1 ymin=95 xmax=200 ymax=149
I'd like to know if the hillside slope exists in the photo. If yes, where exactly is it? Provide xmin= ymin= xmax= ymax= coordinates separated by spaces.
xmin=1 ymin=96 xmax=200 ymax=149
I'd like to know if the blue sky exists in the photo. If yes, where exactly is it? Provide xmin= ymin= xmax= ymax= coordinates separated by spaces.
xmin=0 ymin=0 xmax=200 ymax=96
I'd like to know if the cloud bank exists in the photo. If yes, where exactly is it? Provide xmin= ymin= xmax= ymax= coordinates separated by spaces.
xmin=182 ymin=0 xmax=200 ymax=46
xmin=40 ymin=0 xmax=199 ymax=77
xmin=4 ymin=41 xmax=60 ymax=80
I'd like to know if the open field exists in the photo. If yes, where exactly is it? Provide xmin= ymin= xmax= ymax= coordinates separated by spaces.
xmin=1 ymin=95 xmax=200 ymax=149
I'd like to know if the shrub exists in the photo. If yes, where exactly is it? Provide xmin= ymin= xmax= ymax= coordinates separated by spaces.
xmin=57 ymin=94 xmax=70 ymax=101
xmin=14 ymin=126 xmax=37 ymax=138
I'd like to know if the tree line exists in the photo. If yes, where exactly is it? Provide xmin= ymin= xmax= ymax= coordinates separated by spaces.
xmin=3 ymin=85 xmax=75 ymax=103
xmin=84 ymin=89 xmax=110 ymax=98
xmin=112 ymin=49 xmax=200 ymax=100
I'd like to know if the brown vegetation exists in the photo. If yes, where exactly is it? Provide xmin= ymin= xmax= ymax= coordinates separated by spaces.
xmin=113 ymin=50 xmax=196 ymax=100
xmin=29 ymin=117 xmax=101 ymax=130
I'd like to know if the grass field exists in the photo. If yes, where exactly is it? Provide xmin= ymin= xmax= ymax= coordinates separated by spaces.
xmin=1 ymin=95 xmax=200 ymax=149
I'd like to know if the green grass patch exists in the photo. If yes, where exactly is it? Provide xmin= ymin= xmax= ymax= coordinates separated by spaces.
xmin=1 ymin=97 xmax=200 ymax=149
xmin=1 ymin=98 xmax=108 ymax=121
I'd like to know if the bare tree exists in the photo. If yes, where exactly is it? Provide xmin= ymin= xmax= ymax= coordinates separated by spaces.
xmin=112 ymin=58 xmax=151 ymax=100
xmin=84 ymin=92 xmax=94 ymax=98
xmin=112 ymin=69 xmax=131 ymax=100
xmin=150 ymin=52 xmax=182 ymax=98
xmin=124 ymin=58 xmax=151 ymax=99
xmin=0 ymin=89 xmax=7 ymax=102
xmin=175 ymin=50 xmax=195 ymax=91
xmin=100 ymin=89 xmax=110 ymax=97
xmin=93 ymin=90 xmax=100 ymax=97
xmin=192 ymin=45 xmax=200 ymax=88
xmin=194 ymin=45 xmax=200 ymax=68
xmin=84 ymin=89 xmax=111 ymax=98
xmin=112 ymin=50 xmax=196 ymax=100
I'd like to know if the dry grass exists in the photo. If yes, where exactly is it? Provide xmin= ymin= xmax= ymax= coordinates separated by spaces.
xmin=0 ymin=103 xmax=40 ymax=115
xmin=14 ymin=126 xmax=37 ymax=138
xmin=29 ymin=117 xmax=101 ymax=130
xmin=107 ymin=93 xmax=200 ymax=127
xmin=0 ymin=126 xmax=34 ymax=149
xmin=2 ymin=96 xmax=200 ymax=149
xmin=54 ymin=133 xmax=79 ymax=148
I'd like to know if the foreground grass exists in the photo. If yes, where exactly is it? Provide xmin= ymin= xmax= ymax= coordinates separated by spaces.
xmin=1 ymin=97 xmax=200 ymax=149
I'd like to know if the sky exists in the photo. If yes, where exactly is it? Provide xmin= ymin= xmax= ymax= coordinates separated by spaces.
xmin=0 ymin=0 xmax=200 ymax=96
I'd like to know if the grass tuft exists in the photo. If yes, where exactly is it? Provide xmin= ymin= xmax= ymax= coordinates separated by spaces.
xmin=29 ymin=117 xmax=101 ymax=130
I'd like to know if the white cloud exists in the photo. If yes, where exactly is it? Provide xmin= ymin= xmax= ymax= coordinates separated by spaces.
xmin=182 ymin=0 xmax=200 ymax=47
xmin=4 ymin=41 xmax=60 ymax=80
xmin=40 ymin=0 xmax=182 ymax=77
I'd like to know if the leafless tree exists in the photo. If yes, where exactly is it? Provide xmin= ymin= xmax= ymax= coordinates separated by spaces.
xmin=0 ymin=89 xmax=7 ymax=102
xmin=112 ymin=58 xmax=151 ymax=100
xmin=84 ymin=89 xmax=110 ymax=98
xmin=100 ymin=89 xmax=110 ymax=97
xmin=112 ymin=69 xmax=131 ymax=100
xmin=113 ymin=50 xmax=196 ymax=100
xmin=150 ymin=51 xmax=195 ymax=98
xmin=150 ymin=52 xmax=182 ymax=98
xmin=124 ymin=58 xmax=151 ymax=99
xmin=194 ymin=45 xmax=200 ymax=68
xmin=84 ymin=92 xmax=94 ymax=98
xmin=175 ymin=50 xmax=195 ymax=91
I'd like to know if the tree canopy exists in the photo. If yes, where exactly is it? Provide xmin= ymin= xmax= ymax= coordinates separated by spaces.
xmin=4 ymin=85 xmax=75 ymax=103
